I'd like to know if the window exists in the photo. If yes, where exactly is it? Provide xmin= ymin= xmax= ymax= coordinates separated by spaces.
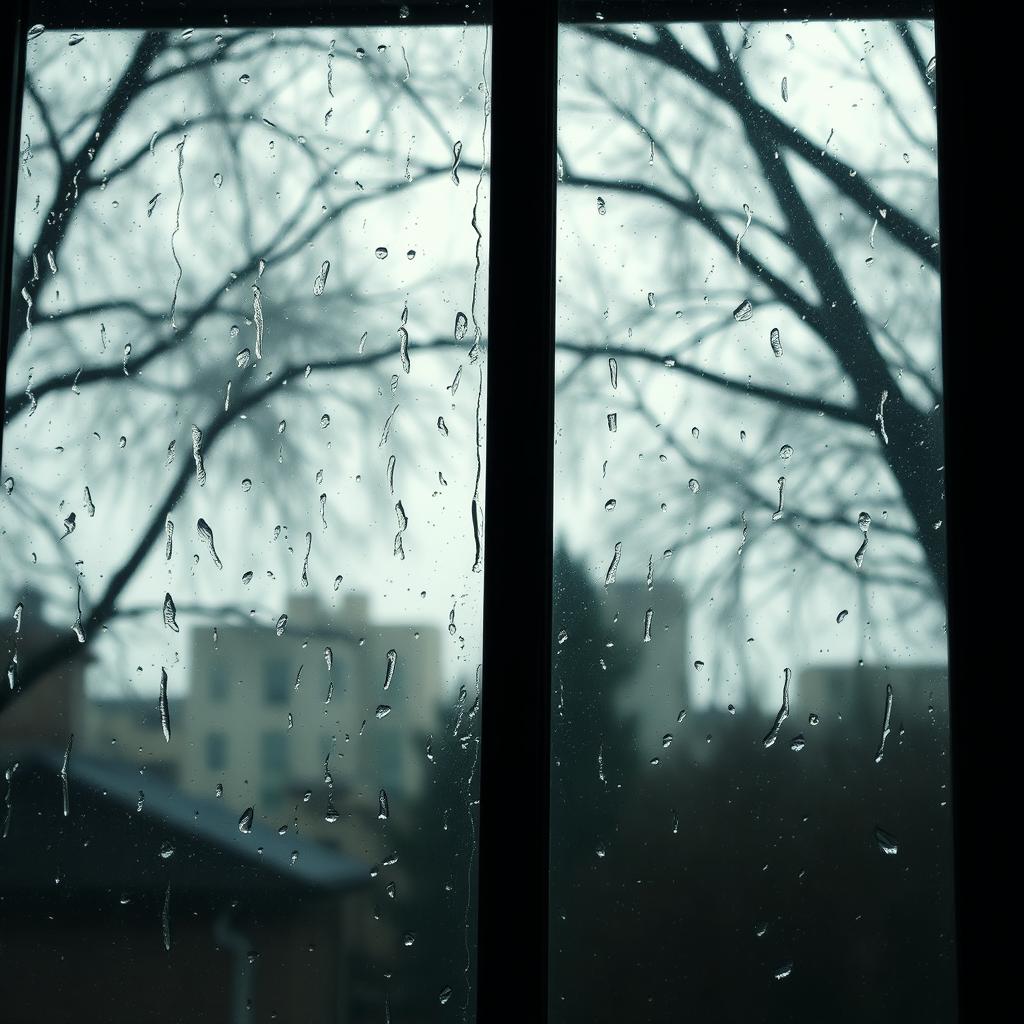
xmin=209 ymin=669 xmax=229 ymax=702
xmin=0 ymin=2 xmax=978 ymax=1022
xmin=263 ymin=658 xmax=291 ymax=707
xmin=206 ymin=730 xmax=227 ymax=771
xmin=259 ymin=730 xmax=290 ymax=806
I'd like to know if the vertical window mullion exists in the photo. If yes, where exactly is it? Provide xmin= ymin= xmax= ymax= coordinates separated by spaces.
xmin=476 ymin=0 xmax=559 ymax=1020
xmin=0 ymin=1 xmax=28 ymax=434
xmin=933 ymin=1 xmax=973 ymax=1018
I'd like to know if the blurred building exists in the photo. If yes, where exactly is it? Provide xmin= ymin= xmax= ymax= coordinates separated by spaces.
xmin=1 ymin=748 xmax=368 ymax=1024
xmin=793 ymin=663 xmax=949 ymax=766
xmin=0 ymin=587 xmax=89 ymax=756
xmin=599 ymin=578 xmax=690 ymax=751
xmin=76 ymin=693 xmax=179 ymax=783
xmin=182 ymin=593 xmax=443 ymax=824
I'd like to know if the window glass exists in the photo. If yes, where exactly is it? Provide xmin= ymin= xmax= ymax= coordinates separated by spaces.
xmin=550 ymin=17 xmax=953 ymax=1022
xmin=1 ymin=15 xmax=490 ymax=1022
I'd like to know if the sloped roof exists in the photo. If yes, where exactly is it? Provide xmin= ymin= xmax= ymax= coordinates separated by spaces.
xmin=0 ymin=746 xmax=367 ymax=900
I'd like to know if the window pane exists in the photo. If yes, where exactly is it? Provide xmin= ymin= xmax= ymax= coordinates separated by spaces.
xmin=1 ymin=16 xmax=489 ymax=1022
xmin=551 ymin=18 xmax=952 ymax=1022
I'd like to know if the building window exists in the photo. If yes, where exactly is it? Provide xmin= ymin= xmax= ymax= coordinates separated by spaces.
xmin=264 ymin=659 xmax=290 ymax=707
xmin=205 ymin=732 xmax=227 ymax=772
xmin=209 ymin=670 xmax=228 ymax=703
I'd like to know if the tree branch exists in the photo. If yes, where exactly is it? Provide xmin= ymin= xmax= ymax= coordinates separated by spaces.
xmin=556 ymin=340 xmax=866 ymax=426
xmin=12 ymin=32 xmax=169 ymax=362
xmin=578 ymin=25 xmax=939 ymax=270
xmin=2 ymin=335 xmax=464 ymax=715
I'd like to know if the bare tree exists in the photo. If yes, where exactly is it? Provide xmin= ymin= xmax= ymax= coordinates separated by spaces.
xmin=3 ymin=26 xmax=489 ymax=711
xmin=550 ymin=20 xmax=944 ymax=688
xmin=3 ymin=20 xmax=944 ymax=710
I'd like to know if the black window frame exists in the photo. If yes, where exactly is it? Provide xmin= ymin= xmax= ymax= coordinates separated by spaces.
xmin=0 ymin=0 xmax=983 ymax=1019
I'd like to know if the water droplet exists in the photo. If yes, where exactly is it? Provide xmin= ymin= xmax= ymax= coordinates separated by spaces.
xmin=375 ymin=705 xmax=391 ymax=719
xmin=781 ymin=76 xmax=789 ymax=101
xmin=607 ymin=413 xmax=617 ymax=432
xmin=779 ymin=444 xmax=793 ymax=460
xmin=874 ymin=684 xmax=894 ymax=764
xmin=162 ymin=883 xmax=172 ymax=951
xmin=451 ymin=140 xmax=463 ymax=185
xmin=27 ymin=25 xmax=45 ymax=41
xmin=770 ymin=327 xmax=783 ymax=357
xmin=836 ymin=609 xmax=848 ymax=623
xmin=275 ymin=614 xmax=288 ymax=637
xmin=642 ymin=608 xmax=653 ymax=642
xmin=762 ymin=668 xmax=792 ymax=748
xmin=72 ymin=584 xmax=86 ymax=643
xmin=608 ymin=358 xmax=618 ymax=389
xmin=162 ymin=593 xmax=179 ymax=632
xmin=875 ymin=825 xmax=898 ymax=855
xmin=384 ymin=649 xmax=397 ymax=690
xmin=375 ymin=246 xmax=388 ymax=259
xmin=439 ymin=987 xmax=453 ymax=1005
xmin=239 ymin=74 xmax=251 ymax=84
xmin=733 ymin=299 xmax=753 ymax=322
xmin=855 ymin=512 xmax=872 ymax=567
xmin=158 ymin=668 xmax=171 ymax=742
xmin=197 ymin=518 xmax=223 ymax=569
xmin=688 ymin=478 xmax=700 ymax=494
xmin=377 ymin=789 xmax=390 ymax=820
xmin=774 ymin=962 xmax=793 ymax=981
xmin=60 ymin=735 xmax=73 ymax=817
xmin=604 ymin=541 xmax=622 ymax=586
xmin=790 ymin=735 xmax=806 ymax=752
xmin=772 ymin=477 xmax=786 ymax=521
xmin=252 ymin=285 xmax=264 ymax=360
xmin=238 ymin=807 xmax=254 ymax=833
xmin=313 ymin=260 xmax=330 ymax=296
